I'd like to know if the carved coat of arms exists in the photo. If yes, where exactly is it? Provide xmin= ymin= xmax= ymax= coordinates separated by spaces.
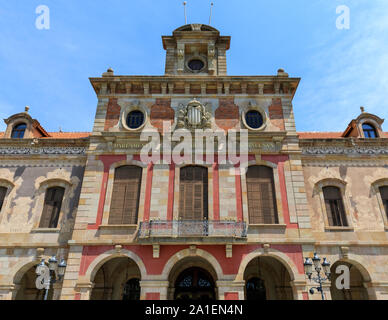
xmin=177 ymin=99 xmax=212 ymax=130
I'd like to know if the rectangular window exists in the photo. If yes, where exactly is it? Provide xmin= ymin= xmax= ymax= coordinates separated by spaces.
xmin=379 ymin=186 xmax=388 ymax=219
xmin=179 ymin=166 xmax=208 ymax=220
xmin=39 ymin=187 xmax=65 ymax=228
xmin=246 ymin=166 xmax=279 ymax=224
xmin=0 ymin=187 xmax=7 ymax=212
xmin=109 ymin=166 xmax=142 ymax=225
xmin=323 ymin=186 xmax=348 ymax=227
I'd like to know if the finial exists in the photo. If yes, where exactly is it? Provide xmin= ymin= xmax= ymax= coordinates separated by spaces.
xmin=102 ymin=67 xmax=114 ymax=77
xmin=25 ymin=106 xmax=30 ymax=113
xmin=59 ymin=126 xmax=63 ymax=133
xmin=183 ymin=1 xmax=187 ymax=24
xmin=209 ymin=2 xmax=214 ymax=25
xmin=360 ymin=106 xmax=365 ymax=113
xmin=277 ymin=68 xmax=289 ymax=77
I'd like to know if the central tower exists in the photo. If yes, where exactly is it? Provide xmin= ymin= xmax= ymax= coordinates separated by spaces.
xmin=162 ymin=24 xmax=230 ymax=75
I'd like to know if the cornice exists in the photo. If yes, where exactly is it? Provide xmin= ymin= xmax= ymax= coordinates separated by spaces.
xmin=0 ymin=159 xmax=86 ymax=167
xmin=89 ymin=75 xmax=300 ymax=100
xmin=302 ymin=159 xmax=387 ymax=167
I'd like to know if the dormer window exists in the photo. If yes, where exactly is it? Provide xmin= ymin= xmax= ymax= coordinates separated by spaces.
xmin=362 ymin=123 xmax=378 ymax=138
xmin=11 ymin=123 xmax=27 ymax=139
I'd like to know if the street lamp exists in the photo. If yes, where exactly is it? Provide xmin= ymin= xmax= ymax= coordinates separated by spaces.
xmin=304 ymin=253 xmax=331 ymax=300
xmin=35 ymin=256 xmax=67 ymax=300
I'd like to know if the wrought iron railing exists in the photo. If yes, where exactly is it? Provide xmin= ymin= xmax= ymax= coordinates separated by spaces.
xmin=138 ymin=220 xmax=247 ymax=238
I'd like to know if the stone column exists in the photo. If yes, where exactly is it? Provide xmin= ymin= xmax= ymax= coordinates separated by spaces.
xmin=290 ymin=280 xmax=307 ymax=300
xmin=364 ymin=281 xmax=388 ymax=300
xmin=60 ymin=245 xmax=83 ymax=300
xmin=52 ymin=283 xmax=63 ymax=300
xmin=305 ymin=281 xmax=331 ymax=300
xmin=75 ymin=282 xmax=94 ymax=300
xmin=0 ymin=284 xmax=17 ymax=300
xmin=216 ymin=281 xmax=245 ymax=300
xmin=140 ymin=280 xmax=169 ymax=300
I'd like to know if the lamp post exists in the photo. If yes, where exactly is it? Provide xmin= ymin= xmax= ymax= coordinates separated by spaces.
xmin=304 ymin=253 xmax=331 ymax=300
xmin=35 ymin=256 xmax=67 ymax=300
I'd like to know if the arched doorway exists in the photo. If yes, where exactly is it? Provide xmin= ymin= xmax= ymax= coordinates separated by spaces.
xmin=244 ymin=256 xmax=293 ymax=300
xmin=90 ymin=257 xmax=141 ymax=300
xmin=174 ymin=267 xmax=215 ymax=301
xmin=246 ymin=277 xmax=266 ymax=300
xmin=330 ymin=261 xmax=369 ymax=300
xmin=168 ymin=257 xmax=218 ymax=300
xmin=15 ymin=265 xmax=53 ymax=300
xmin=122 ymin=278 xmax=141 ymax=300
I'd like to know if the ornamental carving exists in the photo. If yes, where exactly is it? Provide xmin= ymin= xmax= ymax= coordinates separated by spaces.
xmin=0 ymin=147 xmax=86 ymax=155
xmin=302 ymin=146 xmax=388 ymax=155
xmin=176 ymin=99 xmax=212 ymax=130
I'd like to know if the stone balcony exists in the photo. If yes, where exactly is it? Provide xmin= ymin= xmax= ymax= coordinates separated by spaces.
xmin=138 ymin=220 xmax=247 ymax=239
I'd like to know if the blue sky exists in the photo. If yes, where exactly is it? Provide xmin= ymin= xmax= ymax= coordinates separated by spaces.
xmin=0 ymin=0 xmax=387 ymax=133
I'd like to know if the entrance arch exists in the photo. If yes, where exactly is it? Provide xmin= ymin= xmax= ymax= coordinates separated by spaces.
xmin=243 ymin=256 xmax=293 ymax=300
xmin=90 ymin=257 xmax=141 ymax=300
xmin=167 ymin=255 xmax=219 ymax=300
xmin=14 ymin=265 xmax=52 ymax=300
xmin=174 ymin=267 xmax=215 ymax=300
xmin=330 ymin=261 xmax=370 ymax=300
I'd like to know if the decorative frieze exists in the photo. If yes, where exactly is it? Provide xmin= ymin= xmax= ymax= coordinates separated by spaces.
xmin=0 ymin=147 xmax=86 ymax=155
xmin=302 ymin=146 xmax=388 ymax=155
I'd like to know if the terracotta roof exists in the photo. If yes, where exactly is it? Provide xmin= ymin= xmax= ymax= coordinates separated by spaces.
xmin=45 ymin=132 xmax=91 ymax=139
xmin=298 ymin=132 xmax=388 ymax=139
xmin=0 ymin=132 xmax=91 ymax=139
xmin=298 ymin=132 xmax=343 ymax=139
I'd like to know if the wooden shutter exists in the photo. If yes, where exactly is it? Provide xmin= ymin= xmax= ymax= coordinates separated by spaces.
xmin=246 ymin=166 xmax=278 ymax=224
xmin=323 ymin=186 xmax=348 ymax=227
xmin=39 ymin=187 xmax=65 ymax=228
xmin=379 ymin=186 xmax=388 ymax=218
xmin=109 ymin=166 xmax=142 ymax=225
xmin=0 ymin=187 xmax=7 ymax=212
xmin=179 ymin=166 xmax=208 ymax=220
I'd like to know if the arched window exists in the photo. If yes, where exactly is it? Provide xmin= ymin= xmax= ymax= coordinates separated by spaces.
xmin=246 ymin=166 xmax=278 ymax=224
xmin=0 ymin=187 xmax=7 ymax=212
xmin=323 ymin=186 xmax=348 ymax=227
xmin=11 ymin=123 xmax=27 ymax=139
xmin=109 ymin=166 xmax=142 ymax=225
xmin=379 ymin=186 xmax=388 ymax=218
xmin=362 ymin=123 xmax=378 ymax=138
xmin=39 ymin=187 xmax=65 ymax=228
xmin=179 ymin=166 xmax=208 ymax=220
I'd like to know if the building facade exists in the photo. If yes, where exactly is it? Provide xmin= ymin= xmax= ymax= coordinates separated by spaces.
xmin=0 ymin=24 xmax=388 ymax=300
